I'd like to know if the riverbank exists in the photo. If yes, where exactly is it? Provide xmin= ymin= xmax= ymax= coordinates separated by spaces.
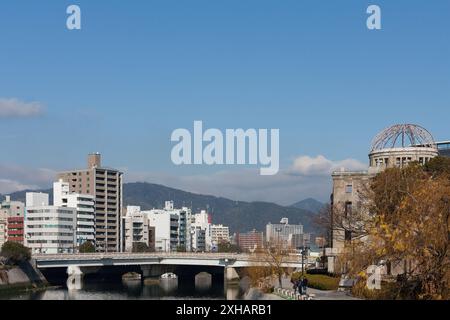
xmin=0 ymin=260 xmax=50 ymax=296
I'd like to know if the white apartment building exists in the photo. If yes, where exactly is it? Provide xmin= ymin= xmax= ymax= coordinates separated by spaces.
xmin=53 ymin=180 xmax=96 ymax=247
xmin=144 ymin=208 xmax=179 ymax=252
xmin=210 ymin=224 xmax=230 ymax=248
xmin=25 ymin=192 xmax=76 ymax=254
xmin=121 ymin=206 xmax=155 ymax=252
xmin=266 ymin=218 xmax=304 ymax=249
xmin=189 ymin=210 xmax=212 ymax=251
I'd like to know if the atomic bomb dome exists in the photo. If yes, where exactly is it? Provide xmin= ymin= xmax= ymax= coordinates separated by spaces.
xmin=368 ymin=124 xmax=439 ymax=171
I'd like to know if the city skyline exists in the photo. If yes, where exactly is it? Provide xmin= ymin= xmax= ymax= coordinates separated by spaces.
xmin=1 ymin=1 xmax=449 ymax=204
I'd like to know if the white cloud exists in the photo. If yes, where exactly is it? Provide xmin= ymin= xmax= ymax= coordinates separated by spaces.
xmin=0 ymin=165 xmax=55 ymax=194
xmin=0 ymin=98 xmax=45 ymax=118
xmin=288 ymin=155 xmax=367 ymax=176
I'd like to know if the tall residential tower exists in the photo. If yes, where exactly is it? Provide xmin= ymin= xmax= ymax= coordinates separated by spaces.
xmin=57 ymin=154 xmax=123 ymax=252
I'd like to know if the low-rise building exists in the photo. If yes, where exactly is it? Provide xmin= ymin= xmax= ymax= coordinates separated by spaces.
xmin=1 ymin=196 xmax=25 ymax=245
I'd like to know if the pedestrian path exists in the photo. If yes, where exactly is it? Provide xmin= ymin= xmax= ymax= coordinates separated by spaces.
xmin=277 ymin=276 xmax=360 ymax=301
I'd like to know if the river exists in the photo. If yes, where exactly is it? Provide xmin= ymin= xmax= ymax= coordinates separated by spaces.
xmin=1 ymin=277 xmax=249 ymax=300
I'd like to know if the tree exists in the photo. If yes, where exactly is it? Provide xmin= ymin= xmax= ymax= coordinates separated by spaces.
xmin=0 ymin=242 xmax=31 ymax=265
xmin=217 ymin=241 xmax=240 ymax=253
xmin=132 ymin=242 xmax=152 ymax=253
xmin=425 ymin=156 xmax=450 ymax=177
xmin=79 ymin=241 xmax=95 ymax=253
xmin=249 ymin=243 xmax=293 ymax=288
xmin=176 ymin=245 xmax=186 ymax=252
xmin=339 ymin=163 xmax=450 ymax=299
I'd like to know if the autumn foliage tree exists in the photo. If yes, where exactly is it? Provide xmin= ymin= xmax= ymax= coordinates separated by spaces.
xmin=339 ymin=159 xmax=450 ymax=299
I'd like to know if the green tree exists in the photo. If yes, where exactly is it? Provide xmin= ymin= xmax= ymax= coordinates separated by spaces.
xmin=217 ymin=242 xmax=241 ymax=253
xmin=176 ymin=245 xmax=186 ymax=252
xmin=425 ymin=156 xmax=450 ymax=177
xmin=132 ymin=242 xmax=152 ymax=253
xmin=79 ymin=241 xmax=95 ymax=253
xmin=0 ymin=241 xmax=31 ymax=265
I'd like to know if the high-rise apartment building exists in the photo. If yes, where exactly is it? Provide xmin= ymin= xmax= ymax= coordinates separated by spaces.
xmin=57 ymin=153 xmax=123 ymax=252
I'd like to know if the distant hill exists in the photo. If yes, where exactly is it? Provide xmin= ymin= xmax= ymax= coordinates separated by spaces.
xmin=1 ymin=182 xmax=319 ymax=235
xmin=290 ymin=198 xmax=325 ymax=213
xmin=123 ymin=183 xmax=318 ymax=234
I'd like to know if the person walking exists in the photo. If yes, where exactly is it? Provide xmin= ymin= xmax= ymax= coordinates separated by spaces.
xmin=301 ymin=276 xmax=308 ymax=295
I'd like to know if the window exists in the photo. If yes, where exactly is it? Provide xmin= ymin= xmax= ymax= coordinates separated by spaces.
xmin=345 ymin=184 xmax=353 ymax=194
xmin=345 ymin=202 xmax=352 ymax=217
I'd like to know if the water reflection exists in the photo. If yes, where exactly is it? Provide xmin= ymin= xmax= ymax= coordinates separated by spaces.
xmin=3 ymin=274 xmax=249 ymax=300
xmin=195 ymin=272 xmax=212 ymax=292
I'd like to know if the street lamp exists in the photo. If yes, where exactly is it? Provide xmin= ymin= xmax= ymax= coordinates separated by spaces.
xmin=298 ymin=239 xmax=310 ymax=276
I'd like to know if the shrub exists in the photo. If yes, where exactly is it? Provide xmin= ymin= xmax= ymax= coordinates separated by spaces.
xmin=291 ymin=272 xmax=340 ymax=291
xmin=0 ymin=242 xmax=31 ymax=265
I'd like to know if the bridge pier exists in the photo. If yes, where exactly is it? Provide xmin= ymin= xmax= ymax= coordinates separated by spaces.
xmin=67 ymin=265 xmax=83 ymax=290
xmin=224 ymin=266 xmax=240 ymax=283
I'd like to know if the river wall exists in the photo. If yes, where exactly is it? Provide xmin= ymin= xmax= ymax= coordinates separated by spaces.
xmin=0 ymin=259 xmax=48 ymax=292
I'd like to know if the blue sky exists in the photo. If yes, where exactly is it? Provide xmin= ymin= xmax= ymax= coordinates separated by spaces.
xmin=0 ymin=1 xmax=449 ymax=204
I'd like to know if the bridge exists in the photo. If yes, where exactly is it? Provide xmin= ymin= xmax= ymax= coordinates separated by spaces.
xmin=33 ymin=252 xmax=303 ymax=286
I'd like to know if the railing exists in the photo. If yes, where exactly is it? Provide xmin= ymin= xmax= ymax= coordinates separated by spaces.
xmin=32 ymin=252 xmax=302 ymax=263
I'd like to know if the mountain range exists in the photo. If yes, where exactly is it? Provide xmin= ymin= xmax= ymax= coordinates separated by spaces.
xmin=0 ymin=182 xmax=323 ymax=235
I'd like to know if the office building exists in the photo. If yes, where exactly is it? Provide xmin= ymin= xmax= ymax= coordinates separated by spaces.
xmin=237 ymin=229 xmax=264 ymax=252
xmin=57 ymin=153 xmax=123 ymax=252
xmin=266 ymin=218 xmax=303 ymax=248
xmin=437 ymin=141 xmax=450 ymax=157
xmin=24 ymin=192 xmax=76 ymax=254
xmin=53 ymin=180 xmax=96 ymax=247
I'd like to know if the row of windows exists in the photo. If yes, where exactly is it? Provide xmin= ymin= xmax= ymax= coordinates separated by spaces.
xmin=27 ymin=209 xmax=74 ymax=214
xmin=27 ymin=225 xmax=73 ymax=229
xmin=27 ymin=232 xmax=73 ymax=237
xmin=27 ymin=240 xmax=73 ymax=244
xmin=372 ymin=156 xmax=432 ymax=167
xmin=27 ymin=217 xmax=73 ymax=222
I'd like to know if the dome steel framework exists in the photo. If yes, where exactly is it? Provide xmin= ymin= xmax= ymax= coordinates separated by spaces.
xmin=370 ymin=124 xmax=436 ymax=152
